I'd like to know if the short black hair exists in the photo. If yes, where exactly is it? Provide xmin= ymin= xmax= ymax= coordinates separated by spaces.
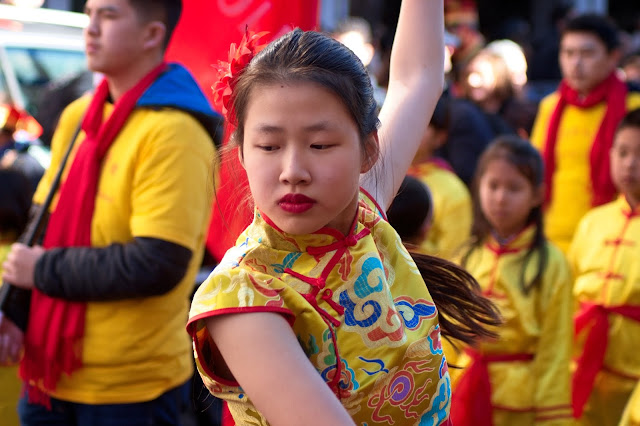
xmin=617 ymin=107 xmax=640 ymax=133
xmin=562 ymin=13 xmax=620 ymax=52
xmin=387 ymin=175 xmax=433 ymax=243
xmin=129 ymin=0 xmax=182 ymax=48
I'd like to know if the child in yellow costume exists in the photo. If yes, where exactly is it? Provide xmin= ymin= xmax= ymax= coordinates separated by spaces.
xmin=569 ymin=108 xmax=640 ymax=426
xmin=447 ymin=136 xmax=574 ymax=425
xmin=187 ymin=2 xmax=501 ymax=424
xmin=0 ymin=168 xmax=32 ymax=426
xmin=409 ymin=96 xmax=472 ymax=260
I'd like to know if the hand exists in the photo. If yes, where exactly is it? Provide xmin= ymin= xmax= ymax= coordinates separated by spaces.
xmin=2 ymin=243 xmax=45 ymax=290
xmin=0 ymin=313 xmax=24 ymax=365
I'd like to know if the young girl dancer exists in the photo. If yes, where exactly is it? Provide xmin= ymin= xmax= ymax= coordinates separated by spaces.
xmin=448 ymin=136 xmax=574 ymax=425
xmin=188 ymin=1 xmax=499 ymax=424
xmin=569 ymin=108 xmax=640 ymax=426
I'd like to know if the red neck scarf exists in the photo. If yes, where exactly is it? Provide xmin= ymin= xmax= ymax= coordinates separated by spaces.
xmin=543 ymin=72 xmax=627 ymax=207
xmin=19 ymin=63 xmax=167 ymax=406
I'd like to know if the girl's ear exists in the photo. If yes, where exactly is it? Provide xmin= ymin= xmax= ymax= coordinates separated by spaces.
xmin=360 ymin=131 xmax=380 ymax=174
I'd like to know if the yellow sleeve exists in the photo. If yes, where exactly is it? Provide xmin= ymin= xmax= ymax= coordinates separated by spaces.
xmin=436 ymin=185 xmax=472 ymax=260
xmin=619 ymin=380 xmax=640 ymax=426
xmin=530 ymin=93 xmax=559 ymax=152
xmin=533 ymin=245 xmax=574 ymax=424
xmin=32 ymin=97 xmax=90 ymax=207
xmin=129 ymin=111 xmax=215 ymax=250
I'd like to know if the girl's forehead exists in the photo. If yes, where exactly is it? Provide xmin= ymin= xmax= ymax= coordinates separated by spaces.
xmin=614 ymin=127 xmax=640 ymax=147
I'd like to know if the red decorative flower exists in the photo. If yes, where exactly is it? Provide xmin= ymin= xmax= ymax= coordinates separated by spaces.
xmin=212 ymin=29 xmax=269 ymax=123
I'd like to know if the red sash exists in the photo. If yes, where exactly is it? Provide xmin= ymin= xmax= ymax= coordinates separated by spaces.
xmin=450 ymin=348 xmax=534 ymax=426
xmin=572 ymin=302 xmax=640 ymax=418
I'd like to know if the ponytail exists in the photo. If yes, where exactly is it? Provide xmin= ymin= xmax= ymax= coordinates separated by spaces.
xmin=409 ymin=250 xmax=502 ymax=346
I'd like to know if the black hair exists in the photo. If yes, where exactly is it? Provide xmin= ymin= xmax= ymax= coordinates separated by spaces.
xmin=562 ymin=13 xmax=620 ymax=52
xmin=0 ymin=168 xmax=32 ymax=236
xmin=463 ymin=135 xmax=548 ymax=294
xmin=387 ymin=175 xmax=433 ymax=243
xmin=429 ymin=95 xmax=451 ymax=132
xmin=617 ymin=107 xmax=640 ymax=133
xmin=128 ymin=0 xmax=182 ymax=48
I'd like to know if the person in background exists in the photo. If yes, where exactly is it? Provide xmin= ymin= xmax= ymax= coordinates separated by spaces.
xmin=409 ymin=96 xmax=472 ymax=260
xmin=0 ymin=0 xmax=218 ymax=424
xmin=444 ymin=0 xmax=484 ymax=97
xmin=0 ymin=168 xmax=32 ymax=426
xmin=333 ymin=17 xmax=386 ymax=108
xmin=448 ymin=136 xmax=574 ymax=426
xmin=530 ymin=13 xmax=640 ymax=252
xmin=569 ymin=108 xmax=640 ymax=426
xmin=0 ymin=105 xmax=44 ymax=196
xmin=386 ymin=174 xmax=434 ymax=250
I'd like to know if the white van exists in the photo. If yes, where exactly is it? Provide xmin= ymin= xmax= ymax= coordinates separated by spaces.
xmin=0 ymin=4 xmax=92 ymax=150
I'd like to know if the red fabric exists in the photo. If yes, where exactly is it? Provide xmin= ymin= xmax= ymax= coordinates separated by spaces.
xmin=222 ymin=401 xmax=235 ymax=426
xmin=542 ymin=72 xmax=628 ymax=207
xmin=165 ymin=0 xmax=319 ymax=263
xmin=450 ymin=349 xmax=534 ymax=426
xmin=19 ymin=63 xmax=167 ymax=406
xmin=572 ymin=302 xmax=640 ymax=418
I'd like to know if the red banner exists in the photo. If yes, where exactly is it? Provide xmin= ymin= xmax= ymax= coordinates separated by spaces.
xmin=166 ymin=1 xmax=320 ymax=263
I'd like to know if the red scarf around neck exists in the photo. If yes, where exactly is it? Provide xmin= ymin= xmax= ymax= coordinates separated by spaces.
xmin=542 ymin=72 xmax=628 ymax=207
xmin=19 ymin=63 xmax=167 ymax=406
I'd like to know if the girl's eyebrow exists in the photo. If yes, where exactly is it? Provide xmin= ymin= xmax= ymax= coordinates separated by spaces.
xmin=253 ymin=121 xmax=335 ymax=134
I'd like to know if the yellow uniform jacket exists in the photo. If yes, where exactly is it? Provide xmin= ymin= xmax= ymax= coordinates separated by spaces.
xmin=447 ymin=227 xmax=574 ymax=425
xmin=530 ymin=92 xmax=640 ymax=252
xmin=569 ymin=197 xmax=640 ymax=426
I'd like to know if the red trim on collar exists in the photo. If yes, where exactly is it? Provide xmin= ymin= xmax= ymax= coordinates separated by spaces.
xmin=360 ymin=186 xmax=387 ymax=221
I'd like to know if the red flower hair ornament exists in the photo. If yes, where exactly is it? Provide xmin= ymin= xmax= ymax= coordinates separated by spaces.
xmin=212 ymin=29 xmax=269 ymax=124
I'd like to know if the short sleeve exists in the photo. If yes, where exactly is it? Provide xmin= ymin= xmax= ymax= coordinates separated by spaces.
xmin=187 ymin=257 xmax=296 ymax=389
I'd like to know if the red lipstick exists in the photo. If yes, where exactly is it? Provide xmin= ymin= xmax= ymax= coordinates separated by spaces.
xmin=279 ymin=193 xmax=316 ymax=213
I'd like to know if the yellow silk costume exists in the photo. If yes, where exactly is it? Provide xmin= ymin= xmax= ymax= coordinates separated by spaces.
xmin=530 ymin=92 xmax=640 ymax=253
xmin=446 ymin=227 xmax=574 ymax=425
xmin=409 ymin=159 xmax=472 ymax=260
xmin=188 ymin=192 xmax=451 ymax=425
xmin=569 ymin=197 xmax=640 ymax=426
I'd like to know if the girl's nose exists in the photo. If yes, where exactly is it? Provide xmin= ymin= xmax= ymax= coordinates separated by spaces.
xmin=279 ymin=150 xmax=311 ymax=185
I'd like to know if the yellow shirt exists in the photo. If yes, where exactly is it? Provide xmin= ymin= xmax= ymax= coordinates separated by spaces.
xmin=530 ymin=92 xmax=640 ymax=253
xmin=447 ymin=227 xmax=574 ymax=424
xmin=33 ymin=95 xmax=215 ymax=404
xmin=189 ymin=193 xmax=452 ymax=425
xmin=569 ymin=196 xmax=640 ymax=380
xmin=410 ymin=160 xmax=472 ymax=260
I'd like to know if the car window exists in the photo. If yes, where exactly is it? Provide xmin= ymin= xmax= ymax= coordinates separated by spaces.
xmin=5 ymin=46 xmax=87 ymax=116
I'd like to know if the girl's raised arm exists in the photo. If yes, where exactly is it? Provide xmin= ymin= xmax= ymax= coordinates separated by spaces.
xmin=361 ymin=0 xmax=444 ymax=211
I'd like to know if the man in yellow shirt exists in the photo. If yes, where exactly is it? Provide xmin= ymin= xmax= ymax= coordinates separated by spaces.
xmin=531 ymin=14 xmax=640 ymax=252
xmin=0 ymin=0 xmax=219 ymax=424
